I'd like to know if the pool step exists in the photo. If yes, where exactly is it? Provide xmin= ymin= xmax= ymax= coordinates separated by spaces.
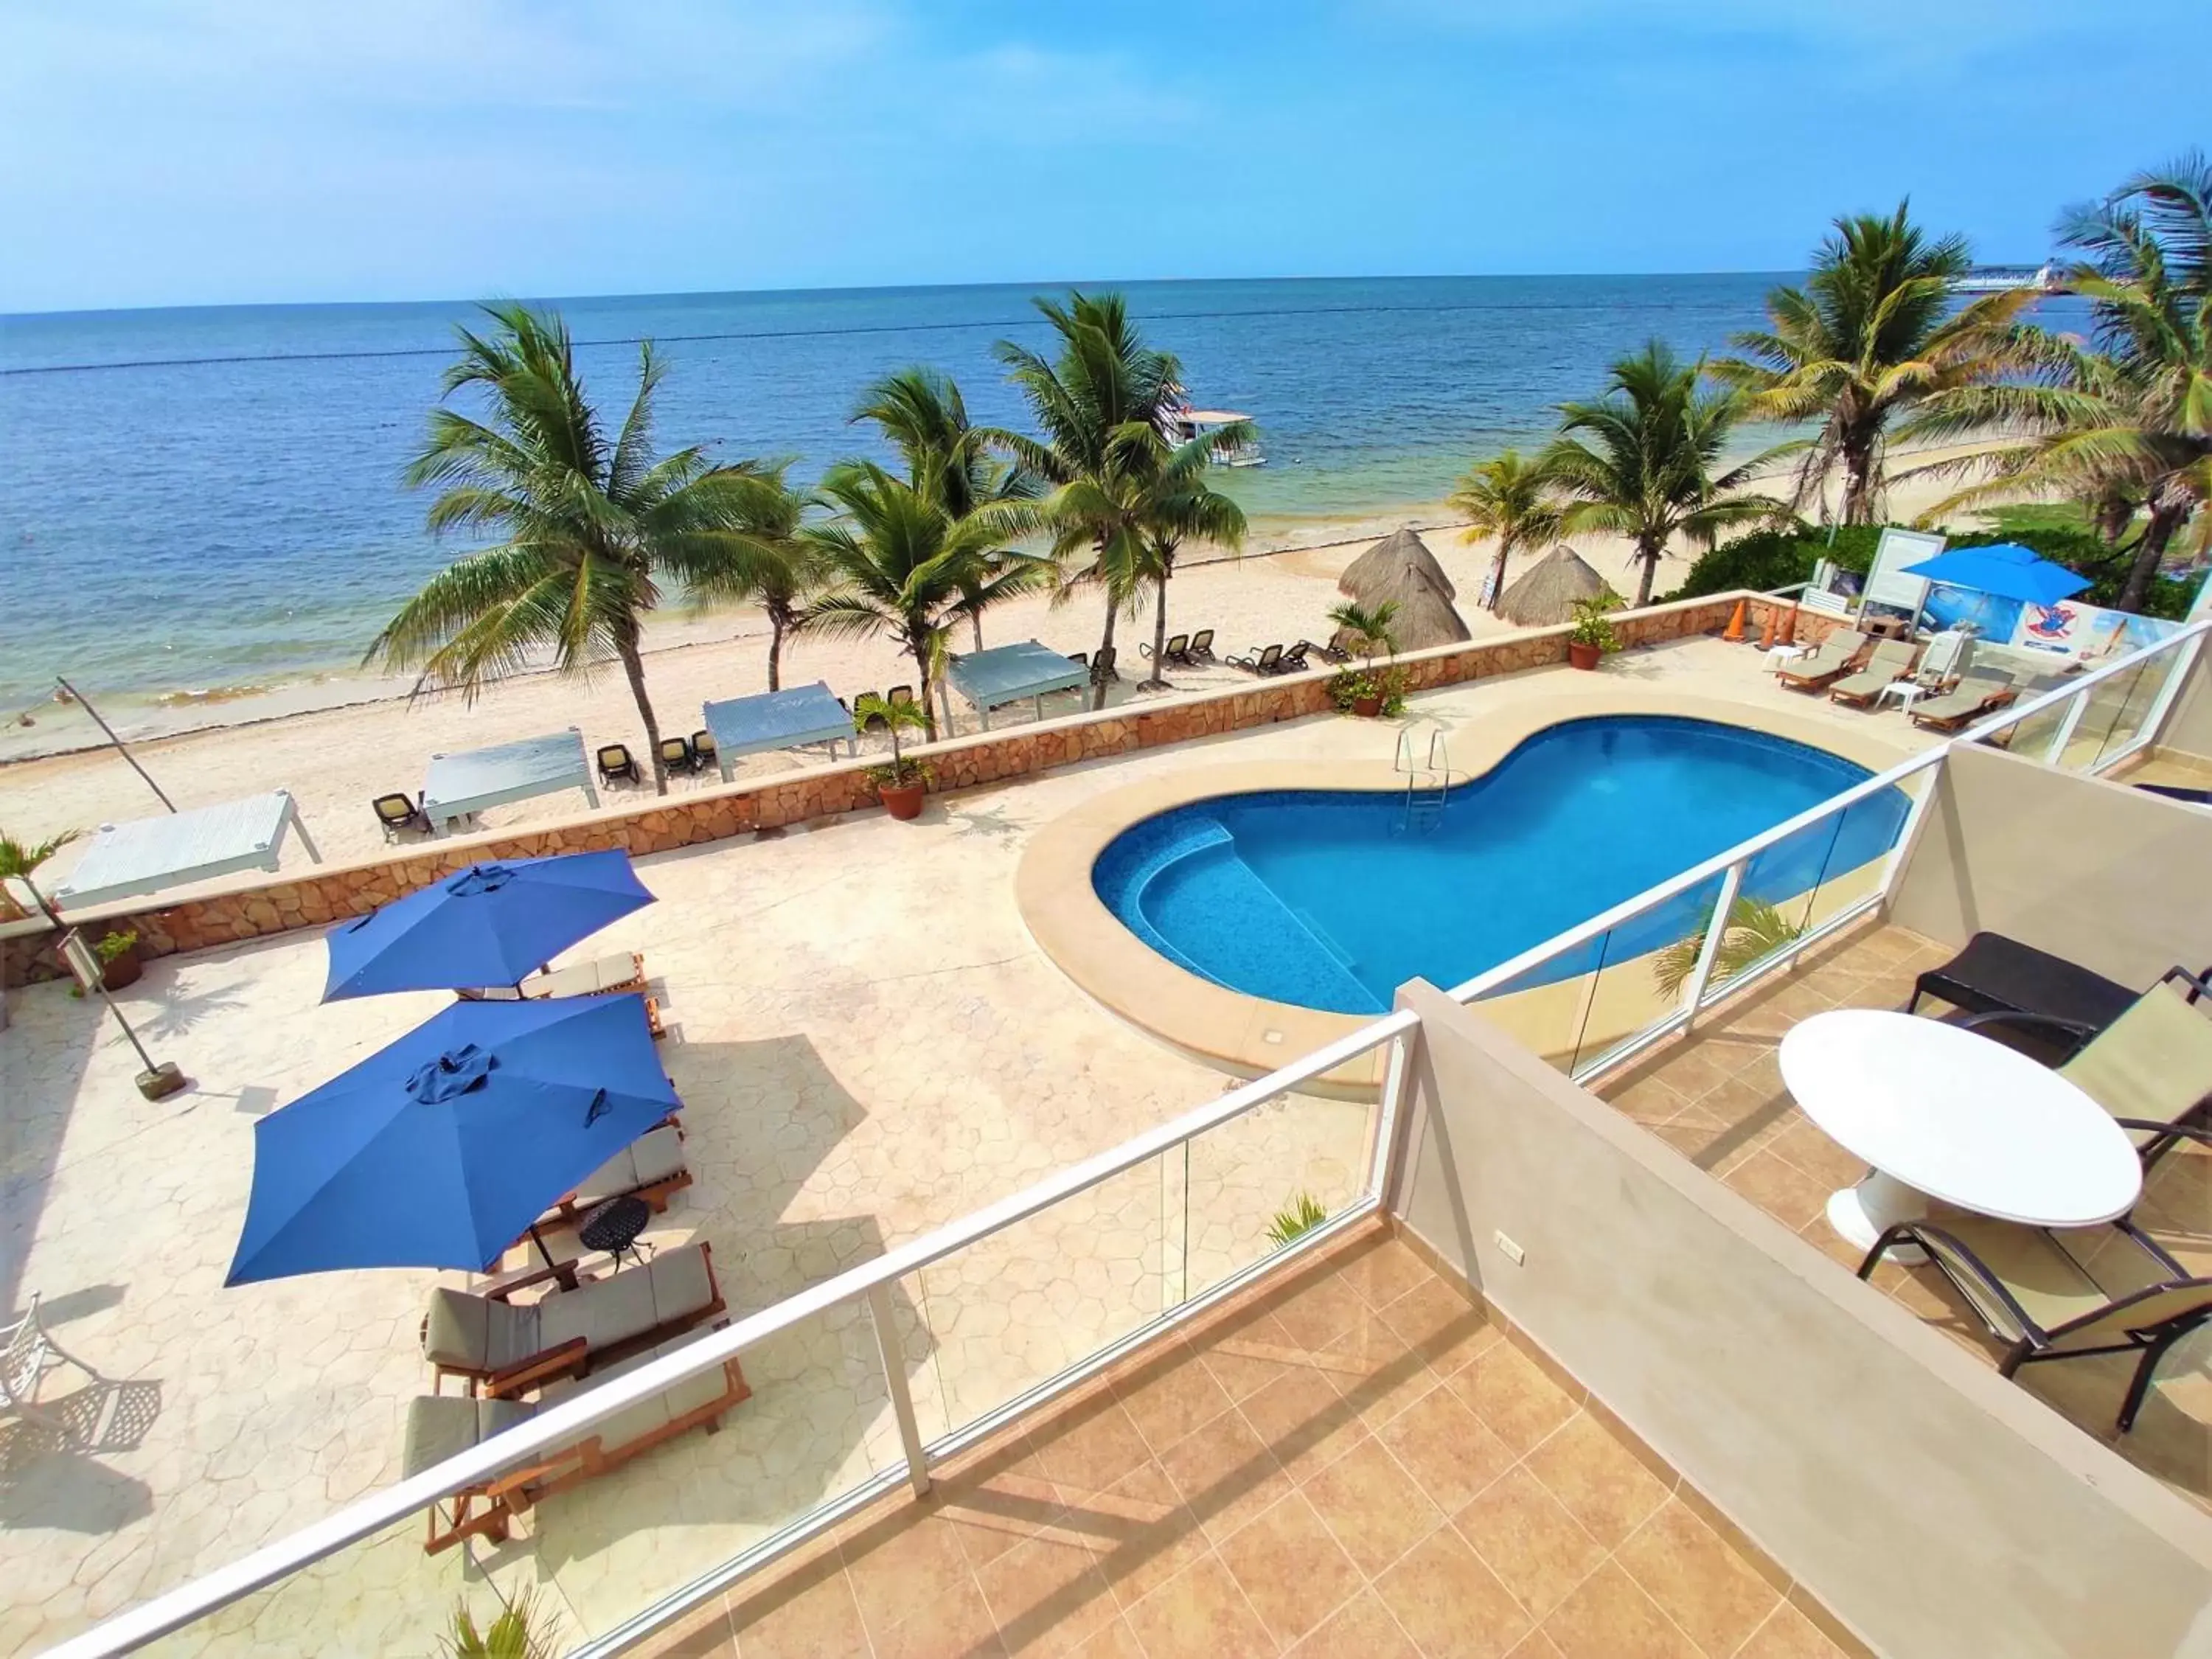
xmin=1137 ymin=837 xmax=1381 ymax=1014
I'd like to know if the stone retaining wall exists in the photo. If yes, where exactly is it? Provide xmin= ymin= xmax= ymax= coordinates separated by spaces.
xmin=1 ymin=592 xmax=1747 ymax=986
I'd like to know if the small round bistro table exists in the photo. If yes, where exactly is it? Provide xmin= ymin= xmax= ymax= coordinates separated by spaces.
xmin=577 ymin=1194 xmax=655 ymax=1270
xmin=1777 ymin=1009 xmax=2142 ymax=1261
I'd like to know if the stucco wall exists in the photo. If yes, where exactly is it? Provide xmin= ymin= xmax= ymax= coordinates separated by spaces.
xmin=3 ymin=592 xmax=1749 ymax=985
xmin=1386 ymin=980 xmax=2212 ymax=1659
xmin=2155 ymin=645 xmax=2212 ymax=764
xmin=1886 ymin=740 xmax=2212 ymax=990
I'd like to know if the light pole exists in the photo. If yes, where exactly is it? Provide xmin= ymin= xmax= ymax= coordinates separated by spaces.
xmin=58 ymin=928 xmax=185 ymax=1100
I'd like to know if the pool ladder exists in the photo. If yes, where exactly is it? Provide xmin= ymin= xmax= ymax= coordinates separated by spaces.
xmin=1394 ymin=722 xmax=1453 ymax=835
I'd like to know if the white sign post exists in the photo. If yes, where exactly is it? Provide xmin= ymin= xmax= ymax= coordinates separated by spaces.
xmin=60 ymin=928 xmax=185 ymax=1100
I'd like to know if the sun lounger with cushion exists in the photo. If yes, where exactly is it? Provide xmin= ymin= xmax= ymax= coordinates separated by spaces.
xmin=689 ymin=728 xmax=717 ymax=770
xmin=1774 ymin=629 xmax=1873 ymax=692
xmin=1827 ymin=639 xmax=1921 ymax=707
xmin=1857 ymin=1214 xmax=2211 ymax=1433
xmin=658 ymin=736 xmax=695 ymax=775
xmin=422 ymin=1239 xmax=727 ymax=1397
xmin=596 ymin=744 xmax=641 ymax=786
xmin=1907 ymin=668 xmax=2017 ymax=732
xmin=540 ymin=1124 xmax=692 ymax=1227
xmin=404 ymin=1334 xmax=750 ymax=1551
xmin=372 ymin=793 xmax=431 ymax=841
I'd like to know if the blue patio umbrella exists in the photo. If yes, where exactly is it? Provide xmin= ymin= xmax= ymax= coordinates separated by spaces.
xmin=322 ymin=848 xmax=653 ymax=1002
xmin=227 ymin=995 xmax=678 ymax=1285
xmin=1901 ymin=543 xmax=2092 ymax=609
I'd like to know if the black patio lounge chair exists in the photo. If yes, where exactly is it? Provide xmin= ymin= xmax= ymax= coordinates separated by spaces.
xmin=596 ymin=744 xmax=641 ymax=786
xmin=1279 ymin=641 xmax=1314 ymax=673
xmin=1089 ymin=645 xmax=1120 ymax=685
xmin=1857 ymin=1214 xmax=2212 ymax=1433
xmin=1187 ymin=629 xmax=1217 ymax=662
xmin=1141 ymin=633 xmax=1189 ymax=667
xmin=1228 ymin=643 xmax=1284 ymax=675
xmin=1314 ymin=638 xmax=1352 ymax=665
xmin=373 ymin=793 xmax=431 ymax=841
xmin=2139 ymin=782 xmax=2212 ymax=807
xmin=1908 ymin=931 xmax=2152 ymax=1033
xmin=855 ymin=692 xmax=887 ymax=732
xmin=690 ymin=729 xmax=717 ymax=770
xmin=887 ymin=685 xmax=916 ymax=708
xmin=658 ymin=736 xmax=695 ymax=775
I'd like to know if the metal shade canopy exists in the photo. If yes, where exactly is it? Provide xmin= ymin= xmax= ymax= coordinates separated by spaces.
xmin=226 ymin=995 xmax=678 ymax=1285
xmin=321 ymin=848 xmax=653 ymax=1002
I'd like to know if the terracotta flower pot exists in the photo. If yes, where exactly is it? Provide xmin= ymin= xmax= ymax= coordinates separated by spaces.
xmin=879 ymin=779 xmax=927 ymax=821
xmin=1568 ymin=641 xmax=1602 ymax=671
xmin=100 ymin=946 xmax=144 ymax=991
xmin=1351 ymin=692 xmax=1384 ymax=717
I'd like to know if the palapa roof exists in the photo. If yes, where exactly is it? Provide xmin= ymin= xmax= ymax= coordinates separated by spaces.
xmin=1332 ymin=527 xmax=1471 ymax=654
xmin=1494 ymin=545 xmax=1619 ymax=629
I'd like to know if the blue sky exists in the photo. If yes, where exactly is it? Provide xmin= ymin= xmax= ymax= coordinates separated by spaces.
xmin=1 ymin=0 xmax=2200 ymax=313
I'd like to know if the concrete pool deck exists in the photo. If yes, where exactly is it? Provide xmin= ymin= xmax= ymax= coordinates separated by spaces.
xmin=0 ymin=636 xmax=1944 ymax=1654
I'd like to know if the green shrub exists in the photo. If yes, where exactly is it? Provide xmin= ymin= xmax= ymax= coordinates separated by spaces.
xmin=1265 ymin=1192 xmax=1329 ymax=1249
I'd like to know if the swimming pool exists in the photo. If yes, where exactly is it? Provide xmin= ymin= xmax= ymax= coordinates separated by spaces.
xmin=1091 ymin=716 xmax=1910 ymax=1015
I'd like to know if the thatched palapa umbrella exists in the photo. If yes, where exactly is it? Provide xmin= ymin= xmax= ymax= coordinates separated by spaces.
xmin=1332 ymin=527 xmax=1470 ymax=654
xmin=1494 ymin=546 xmax=1618 ymax=629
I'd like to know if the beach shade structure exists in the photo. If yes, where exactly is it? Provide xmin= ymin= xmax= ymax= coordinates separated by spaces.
xmin=1493 ymin=546 xmax=1620 ymax=629
xmin=420 ymin=728 xmax=598 ymax=834
xmin=51 ymin=791 xmax=321 ymax=912
xmin=700 ymin=681 xmax=857 ymax=782
xmin=1332 ymin=527 xmax=1472 ymax=654
xmin=227 ymin=994 xmax=678 ymax=1285
xmin=322 ymin=848 xmax=653 ymax=1002
xmin=945 ymin=640 xmax=1091 ymax=730
xmin=1901 ymin=543 xmax=2092 ymax=610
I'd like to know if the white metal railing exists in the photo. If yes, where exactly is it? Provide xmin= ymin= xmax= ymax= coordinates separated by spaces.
xmin=50 ymin=1009 xmax=1418 ymax=1659
xmin=49 ymin=611 xmax=2212 ymax=1659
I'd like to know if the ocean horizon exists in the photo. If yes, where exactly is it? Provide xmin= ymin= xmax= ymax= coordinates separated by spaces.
xmin=2 ymin=271 xmax=1899 ymax=713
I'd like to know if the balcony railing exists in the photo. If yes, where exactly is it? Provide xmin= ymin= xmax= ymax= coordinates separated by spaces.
xmin=52 ymin=611 xmax=2211 ymax=1658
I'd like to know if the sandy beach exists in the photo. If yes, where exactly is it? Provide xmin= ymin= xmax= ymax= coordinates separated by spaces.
xmin=0 ymin=457 xmax=1984 ymax=891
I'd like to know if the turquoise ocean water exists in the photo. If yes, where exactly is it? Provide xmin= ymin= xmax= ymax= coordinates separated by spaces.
xmin=0 ymin=274 xmax=1798 ymax=711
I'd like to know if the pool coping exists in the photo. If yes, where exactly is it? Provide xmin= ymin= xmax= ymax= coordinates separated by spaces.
xmin=1014 ymin=681 xmax=1921 ymax=1092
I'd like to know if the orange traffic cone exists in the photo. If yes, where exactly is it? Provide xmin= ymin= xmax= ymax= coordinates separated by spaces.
xmin=1778 ymin=603 xmax=1800 ymax=646
xmin=1723 ymin=598 xmax=1747 ymax=643
xmin=1756 ymin=604 xmax=1778 ymax=650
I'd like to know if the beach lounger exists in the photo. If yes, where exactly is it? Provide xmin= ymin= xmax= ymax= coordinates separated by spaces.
xmin=658 ymin=736 xmax=695 ymax=775
xmin=1907 ymin=668 xmax=2017 ymax=731
xmin=855 ymin=694 xmax=887 ymax=733
xmin=1314 ymin=639 xmax=1352 ymax=665
xmin=1911 ymin=630 xmax=1974 ymax=689
xmin=372 ymin=793 xmax=431 ymax=841
xmin=887 ymin=685 xmax=916 ymax=708
xmin=1827 ymin=639 xmax=1921 ymax=707
xmin=1856 ymin=1215 xmax=2210 ymax=1433
xmin=1279 ymin=641 xmax=1314 ymax=673
xmin=421 ymin=1239 xmax=728 ymax=1397
xmin=597 ymin=743 xmax=641 ymax=786
xmin=1089 ymin=645 xmax=1121 ymax=685
xmin=1141 ymin=633 xmax=1189 ymax=667
xmin=539 ymin=1124 xmax=692 ymax=1229
xmin=689 ymin=729 xmax=717 ymax=770
xmin=404 ymin=1335 xmax=750 ymax=1552
xmin=1228 ymin=643 xmax=1284 ymax=675
xmin=1188 ymin=629 xmax=1217 ymax=663
xmin=1908 ymin=931 xmax=2144 ymax=1032
xmin=1774 ymin=628 xmax=1873 ymax=692
xmin=2138 ymin=783 xmax=2212 ymax=808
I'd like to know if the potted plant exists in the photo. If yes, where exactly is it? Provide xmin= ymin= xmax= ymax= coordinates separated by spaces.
xmin=94 ymin=928 xmax=142 ymax=990
xmin=0 ymin=827 xmax=79 ymax=923
xmin=852 ymin=692 xmax=932 ymax=821
xmin=1566 ymin=593 xmax=1621 ymax=669
xmin=1324 ymin=599 xmax=1402 ymax=717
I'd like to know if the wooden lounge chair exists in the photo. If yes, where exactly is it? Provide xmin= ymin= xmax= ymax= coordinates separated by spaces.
xmin=597 ymin=743 xmax=641 ymax=786
xmin=1955 ymin=973 xmax=2212 ymax=1168
xmin=421 ymin=1239 xmax=728 ymax=1397
xmin=521 ymin=950 xmax=647 ymax=1000
xmin=1774 ymin=628 xmax=1873 ymax=692
xmin=1141 ymin=633 xmax=1189 ymax=667
xmin=404 ymin=1335 xmax=750 ymax=1552
xmin=539 ymin=1124 xmax=692 ymax=1228
xmin=1187 ymin=628 xmax=1217 ymax=663
xmin=1827 ymin=639 xmax=1921 ymax=707
xmin=1857 ymin=1214 xmax=2212 ymax=1433
xmin=1907 ymin=668 xmax=2017 ymax=732
xmin=372 ymin=793 xmax=431 ymax=841
xmin=1228 ymin=643 xmax=1284 ymax=675
xmin=690 ymin=728 xmax=717 ymax=771
xmin=658 ymin=736 xmax=695 ymax=775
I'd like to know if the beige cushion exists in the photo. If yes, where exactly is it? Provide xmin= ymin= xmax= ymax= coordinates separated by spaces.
xmin=403 ymin=1395 xmax=535 ymax=1478
xmin=534 ymin=1241 xmax=716 ymax=1356
xmin=573 ymin=1125 xmax=685 ymax=1206
xmin=422 ymin=1288 xmax=543 ymax=1373
xmin=540 ymin=1333 xmax=734 ymax=1450
xmin=2063 ymin=981 xmax=2212 ymax=1144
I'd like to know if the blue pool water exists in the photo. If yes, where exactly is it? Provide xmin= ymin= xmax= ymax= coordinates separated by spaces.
xmin=1092 ymin=717 xmax=1910 ymax=1015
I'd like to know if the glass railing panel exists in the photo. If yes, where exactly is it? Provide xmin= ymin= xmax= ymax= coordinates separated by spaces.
xmin=911 ymin=1153 xmax=1172 ymax=1435
xmin=1791 ymin=782 xmax=1917 ymax=945
xmin=1980 ymin=683 xmax=2075 ymax=758
xmin=1180 ymin=1085 xmax=1376 ymax=1304
xmin=1461 ymin=932 xmax=1610 ymax=1073
xmin=1700 ymin=811 xmax=1846 ymax=1001
xmin=135 ymin=1514 xmax=434 ymax=1659
xmin=1571 ymin=876 xmax=1728 ymax=1077
xmin=2089 ymin=656 xmax=2165 ymax=770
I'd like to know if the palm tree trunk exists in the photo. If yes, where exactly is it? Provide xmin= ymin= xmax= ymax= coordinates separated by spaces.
xmin=1147 ymin=566 xmax=1172 ymax=686
xmin=972 ymin=611 xmax=984 ymax=652
xmin=1634 ymin=540 xmax=1660 ymax=608
xmin=616 ymin=633 xmax=669 ymax=796
xmin=1841 ymin=435 xmax=1877 ymax=526
xmin=1486 ymin=543 xmax=1510 ymax=614
xmin=765 ymin=602 xmax=788 ymax=694
xmin=1093 ymin=600 xmax=1118 ymax=712
xmin=2118 ymin=496 xmax=2188 ymax=612
xmin=911 ymin=637 xmax=939 ymax=742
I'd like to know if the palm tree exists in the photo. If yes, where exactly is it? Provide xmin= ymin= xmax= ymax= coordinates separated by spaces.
xmin=794 ymin=462 xmax=1050 ymax=740
xmin=1450 ymin=451 xmax=1562 ymax=613
xmin=1905 ymin=154 xmax=2212 ymax=609
xmin=0 ymin=827 xmax=78 ymax=922
xmin=1709 ymin=204 xmax=2032 ymax=525
xmin=1651 ymin=895 xmax=1806 ymax=999
xmin=991 ymin=293 xmax=1248 ymax=709
xmin=683 ymin=463 xmax=824 ymax=692
xmin=1540 ymin=342 xmax=1790 ymax=608
xmin=1326 ymin=599 xmax=1400 ymax=670
xmin=369 ymin=303 xmax=789 ymax=794
xmin=852 ymin=367 xmax=1039 ymax=651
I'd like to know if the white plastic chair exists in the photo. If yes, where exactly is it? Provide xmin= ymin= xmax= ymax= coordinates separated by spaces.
xmin=1 ymin=1293 xmax=102 ymax=1437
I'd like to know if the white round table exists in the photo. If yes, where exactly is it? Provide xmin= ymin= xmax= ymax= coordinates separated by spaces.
xmin=1777 ymin=1009 xmax=2142 ymax=1260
